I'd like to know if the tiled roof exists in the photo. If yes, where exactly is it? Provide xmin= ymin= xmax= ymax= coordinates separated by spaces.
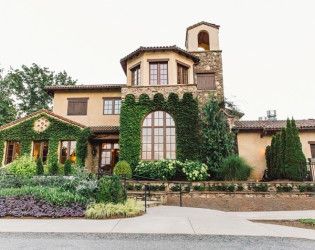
xmin=45 ymin=84 xmax=125 ymax=94
xmin=0 ymin=109 xmax=86 ymax=131
xmin=89 ymin=126 xmax=119 ymax=133
xmin=234 ymin=120 xmax=315 ymax=131
xmin=120 ymin=45 xmax=200 ymax=73
xmin=186 ymin=21 xmax=220 ymax=31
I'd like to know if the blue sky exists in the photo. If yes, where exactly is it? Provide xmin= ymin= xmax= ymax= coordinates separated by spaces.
xmin=0 ymin=0 xmax=314 ymax=120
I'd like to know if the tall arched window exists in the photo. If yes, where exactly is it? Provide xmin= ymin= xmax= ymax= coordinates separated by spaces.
xmin=142 ymin=111 xmax=176 ymax=160
xmin=198 ymin=31 xmax=210 ymax=51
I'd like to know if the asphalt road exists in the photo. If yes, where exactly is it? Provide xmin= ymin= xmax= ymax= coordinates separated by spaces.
xmin=0 ymin=233 xmax=314 ymax=250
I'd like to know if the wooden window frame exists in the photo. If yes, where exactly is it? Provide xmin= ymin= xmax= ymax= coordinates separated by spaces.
xmin=5 ymin=141 xmax=21 ymax=165
xmin=310 ymin=143 xmax=315 ymax=158
xmin=141 ymin=111 xmax=176 ymax=160
xmin=149 ymin=61 xmax=168 ymax=85
xmin=60 ymin=140 xmax=77 ymax=164
xmin=67 ymin=98 xmax=88 ymax=116
xmin=177 ymin=63 xmax=189 ymax=85
xmin=103 ymin=98 xmax=121 ymax=115
xmin=131 ymin=64 xmax=141 ymax=85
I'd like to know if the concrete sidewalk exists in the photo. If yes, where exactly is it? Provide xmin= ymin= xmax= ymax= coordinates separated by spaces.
xmin=0 ymin=206 xmax=314 ymax=240
xmin=229 ymin=210 xmax=315 ymax=220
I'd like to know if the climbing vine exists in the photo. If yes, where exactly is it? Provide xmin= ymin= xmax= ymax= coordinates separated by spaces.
xmin=0 ymin=113 xmax=90 ymax=167
xmin=119 ymin=92 xmax=200 ymax=168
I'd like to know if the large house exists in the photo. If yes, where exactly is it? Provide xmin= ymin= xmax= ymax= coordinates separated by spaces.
xmin=1 ymin=21 xmax=314 ymax=180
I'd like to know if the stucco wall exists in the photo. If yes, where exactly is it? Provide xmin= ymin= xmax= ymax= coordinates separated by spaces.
xmin=52 ymin=90 xmax=121 ymax=127
xmin=126 ymin=51 xmax=195 ymax=86
xmin=186 ymin=24 xmax=220 ymax=51
xmin=237 ymin=131 xmax=315 ymax=180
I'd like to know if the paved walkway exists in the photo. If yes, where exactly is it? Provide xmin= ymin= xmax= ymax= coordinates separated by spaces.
xmin=0 ymin=206 xmax=314 ymax=240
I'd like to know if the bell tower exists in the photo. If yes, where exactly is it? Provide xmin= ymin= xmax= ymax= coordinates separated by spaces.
xmin=185 ymin=21 xmax=224 ymax=102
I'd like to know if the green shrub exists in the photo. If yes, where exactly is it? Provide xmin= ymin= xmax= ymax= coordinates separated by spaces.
xmin=113 ymin=160 xmax=132 ymax=179
xmin=298 ymin=184 xmax=315 ymax=192
xmin=6 ymin=155 xmax=36 ymax=177
xmin=85 ymin=199 xmax=144 ymax=219
xmin=170 ymin=184 xmax=182 ymax=192
xmin=0 ymin=186 xmax=87 ymax=206
xmin=64 ymin=159 xmax=72 ymax=176
xmin=276 ymin=185 xmax=293 ymax=192
xmin=36 ymin=158 xmax=44 ymax=176
xmin=0 ymin=174 xmax=28 ymax=188
xmin=252 ymin=184 xmax=268 ymax=192
xmin=221 ymin=155 xmax=252 ymax=181
xmin=134 ymin=160 xmax=180 ymax=180
xmin=193 ymin=185 xmax=206 ymax=191
xmin=49 ymin=158 xmax=59 ymax=175
xmin=96 ymin=176 xmax=126 ymax=204
xmin=236 ymin=185 xmax=244 ymax=191
xmin=182 ymin=161 xmax=208 ymax=181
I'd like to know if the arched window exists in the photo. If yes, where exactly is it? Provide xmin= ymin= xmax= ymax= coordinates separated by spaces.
xmin=198 ymin=31 xmax=210 ymax=51
xmin=142 ymin=111 xmax=176 ymax=160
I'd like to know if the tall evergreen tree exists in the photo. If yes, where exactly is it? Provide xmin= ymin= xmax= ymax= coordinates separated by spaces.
xmin=201 ymin=98 xmax=235 ymax=179
xmin=284 ymin=119 xmax=307 ymax=180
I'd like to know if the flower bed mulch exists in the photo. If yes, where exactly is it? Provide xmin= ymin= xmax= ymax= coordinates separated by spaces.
xmin=0 ymin=196 xmax=85 ymax=218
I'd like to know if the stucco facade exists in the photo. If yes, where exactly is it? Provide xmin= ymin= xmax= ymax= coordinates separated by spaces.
xmin=52 ymin=90 xmax=121 ymax=127
xmin=126 ymin=51 xmax=195 ymax=86
xmin=236 ymin=130 xmax=315 ymax=180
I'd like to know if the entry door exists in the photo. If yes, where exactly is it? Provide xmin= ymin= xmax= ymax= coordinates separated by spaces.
xmin=99 ymin=142 xmax=119 ymax=175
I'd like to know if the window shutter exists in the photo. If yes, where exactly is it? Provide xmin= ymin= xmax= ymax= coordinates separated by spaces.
xmin=67 ymin=98 xmax=88 ymax=115
xmin=311 ymin=144 xmax=315 ymax=158
xmin=196 ymin=73 xmax=216 ymax=90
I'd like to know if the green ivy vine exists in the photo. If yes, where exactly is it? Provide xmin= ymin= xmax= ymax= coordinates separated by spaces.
xmin=119 ymin=92 xmax=200 ymax=168
xmin=0 ymin=113 xmax=90 ymax=167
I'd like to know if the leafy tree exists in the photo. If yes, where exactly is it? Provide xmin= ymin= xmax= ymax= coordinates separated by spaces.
xmin=201 ymin=98 xmax=235 ymax=179
xmin=5 ymin=63 xmax=76 ymax=116
xmin=0 ymin=68 xmax=17 ymax=125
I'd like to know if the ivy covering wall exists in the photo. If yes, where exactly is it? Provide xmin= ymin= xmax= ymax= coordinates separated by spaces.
xmin=0 ymin=114 xmax=90 ymax=167
xmin=119 ymin=92 xmax=200 ymax=168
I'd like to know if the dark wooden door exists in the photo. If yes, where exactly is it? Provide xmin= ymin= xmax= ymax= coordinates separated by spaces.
xmin=99 ymin=142 xmax=119 ymax=175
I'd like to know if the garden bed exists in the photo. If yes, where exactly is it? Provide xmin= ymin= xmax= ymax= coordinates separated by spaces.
xmin=252 ymin=220 xmax=315 ymax=230
xmin=0 ymin=196 xmax=85 ymax=218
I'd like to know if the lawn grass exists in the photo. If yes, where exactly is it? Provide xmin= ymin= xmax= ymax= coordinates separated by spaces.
xmin=299 ymin=219 xmax=315 ymax=226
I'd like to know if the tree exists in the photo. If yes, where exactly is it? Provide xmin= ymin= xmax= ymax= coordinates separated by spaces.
xmin=265 ymin=118 xmax=307 ymax=181
xmin=284 ymin=119 xmax=307 ymax=180
xmin=0 ymin=68 xmax=17 ymax=125
xmin=201 ymin=98 xmax=235 ymax=179
xmin=5 ymin=63 xmax=76 ymax=116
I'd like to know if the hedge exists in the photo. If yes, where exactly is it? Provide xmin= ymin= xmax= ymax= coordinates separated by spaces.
xmin=0 ymin=113 xmax=90 ymax=167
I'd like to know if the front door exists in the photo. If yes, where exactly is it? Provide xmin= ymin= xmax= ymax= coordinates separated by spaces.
xmin=99 ymin=142 xmax=119 ymax=175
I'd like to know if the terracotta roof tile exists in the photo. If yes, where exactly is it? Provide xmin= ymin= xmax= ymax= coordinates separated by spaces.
xmin=234 ymin=120 xmax=315 ymax=131
xmin=186 ymin=21 xmax=220 ymax=31
xmin=89 ymin=126 xmax=119 ymax=133
xmin=45 ymin=84 xmax=125 ymax=94
xmin=120 ymin=45 xmax=200 ymax=73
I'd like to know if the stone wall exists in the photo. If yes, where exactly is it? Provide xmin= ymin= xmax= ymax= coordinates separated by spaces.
xmin=192 ymin=51 xmax=224 ymax=104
